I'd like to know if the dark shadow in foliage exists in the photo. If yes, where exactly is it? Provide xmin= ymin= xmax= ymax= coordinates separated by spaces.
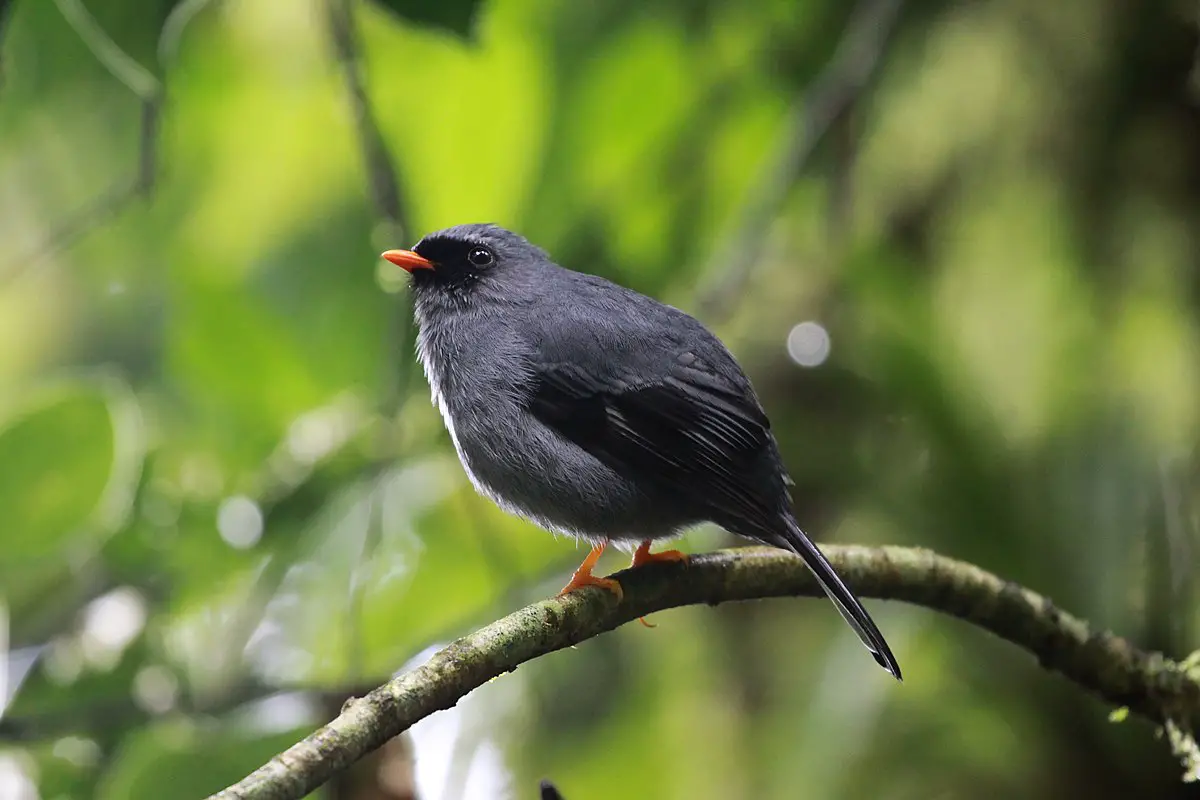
xmin=0 ymin=0 xmax=14 ymax=71
xmin=370 ymin=0 xmax=484 ymax=40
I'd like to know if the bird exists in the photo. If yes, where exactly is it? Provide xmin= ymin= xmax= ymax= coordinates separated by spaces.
xmin=381 ymin=223 xmax=901 ymax=680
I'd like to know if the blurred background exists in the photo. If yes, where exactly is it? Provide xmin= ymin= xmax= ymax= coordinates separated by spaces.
xmin=1 ymin=0 xmax=1198 ymax=797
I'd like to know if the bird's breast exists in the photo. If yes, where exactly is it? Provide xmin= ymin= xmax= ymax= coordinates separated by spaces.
xmin=411 ymin=309 xmax=689 ymax=540
xmin=414 ymin=318 xmax=530 ymax=502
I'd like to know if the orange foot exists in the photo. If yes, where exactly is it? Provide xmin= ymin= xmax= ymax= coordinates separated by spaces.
xmin=558 ymin=541 xmax=624 ymax=601
xmin=630 ymin=541 xmax=688 ymax=627
xmin=631 ymin=540 xmax=689 ymax=568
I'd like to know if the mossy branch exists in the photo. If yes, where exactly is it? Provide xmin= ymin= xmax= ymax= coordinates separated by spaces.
xmin=208 ymin=545 xmax=1200 ymax=800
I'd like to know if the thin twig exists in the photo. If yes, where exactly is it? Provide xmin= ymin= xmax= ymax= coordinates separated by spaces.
xmin=324 ymin=0 xmax=406 ymax=242
xmin=0 ymin=179 xmax=145 ymax=287
xmin=53 ymin=0 xmax=160 ymax=100
xmin=322 ymin=0 xmax=419 ymax=685
xmin=158 ymin=0 xmax=216 ymax=65
xmin=208 ymin=545 xmax=1200 ymax=800
xmin=322 ymin=0 xmax=418 ymax=418
xmin=696 ymin=0 xmax=904 ymax=321
xmin=0 ymin=0 xmax=185 ymax=284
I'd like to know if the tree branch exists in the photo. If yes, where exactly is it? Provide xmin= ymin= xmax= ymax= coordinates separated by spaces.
xmin=208 ymin=545 xmax=1200 ymax=800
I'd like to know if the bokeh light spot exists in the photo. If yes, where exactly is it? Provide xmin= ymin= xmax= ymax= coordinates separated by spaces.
xmin=786 ymin=321 xmax=832 ymax=367
xmin=217 ymin=495 xmax=264 ymax=549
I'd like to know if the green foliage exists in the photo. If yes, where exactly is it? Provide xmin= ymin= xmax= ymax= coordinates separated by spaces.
xmin=370 ymin=0 xmax=483 ymax=39
xmin=0 ymin=0 xmax=1198 ymax=797
xmin=0 ymin=389 xmax=114 ymax=559
xmin=96 ymin=720 xmax=312 ymax=799
xmin=0 ymin=378 xmax=142 ymax=620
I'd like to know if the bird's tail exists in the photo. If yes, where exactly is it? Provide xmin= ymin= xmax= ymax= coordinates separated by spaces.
xmin=777 ymin=516 xmax=902 ymax=681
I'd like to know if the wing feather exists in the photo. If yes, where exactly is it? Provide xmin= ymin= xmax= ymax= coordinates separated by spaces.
xmin=527 ymin=357 xmax=784 ymax=526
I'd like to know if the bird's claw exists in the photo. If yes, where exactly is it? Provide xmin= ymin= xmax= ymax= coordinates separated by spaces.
xmin=558 ymin=572 xmax=624 ymax=600
xmin=630 ymin=541 xmax=688 ymax=568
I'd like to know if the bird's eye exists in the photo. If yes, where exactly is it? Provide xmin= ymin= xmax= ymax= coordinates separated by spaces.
xmin=467 ymin=247 xmax=495 ymax=268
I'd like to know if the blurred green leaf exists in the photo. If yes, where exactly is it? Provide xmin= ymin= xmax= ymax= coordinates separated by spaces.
xmin=96 ymin=719 xmax=309 ymax=800
xmin=20 ymin=738 xmax=99 ymax=800
xmin=362 ymin=0 xmax=549 ymax=232
xmin=369 ymin=0 xmax=483 ymax=39
xmin=0 ymin=378 xmax=142 ymax=588
xmin=4 ymin=637 xmax=154 ymax=743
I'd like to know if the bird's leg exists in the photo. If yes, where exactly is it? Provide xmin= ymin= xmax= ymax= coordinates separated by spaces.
xmin=558 ymin=540 xmax=624 ymax=600
xmin=629 ymin=540 xmax=688 ymax=628
xmin=630 ymin=540 xmax=688 ymax=568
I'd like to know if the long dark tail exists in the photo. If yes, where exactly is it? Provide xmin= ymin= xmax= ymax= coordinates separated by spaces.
xmin=777 ymin=516 xmax=902 ymax=681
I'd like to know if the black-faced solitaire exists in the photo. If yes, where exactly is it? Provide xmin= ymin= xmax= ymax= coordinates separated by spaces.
xmin=382 ymin=224 xmax=900 ymax=680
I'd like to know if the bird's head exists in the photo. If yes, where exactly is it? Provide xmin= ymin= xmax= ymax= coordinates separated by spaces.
xmin=381 ymin=224 xmax=547 ymax=299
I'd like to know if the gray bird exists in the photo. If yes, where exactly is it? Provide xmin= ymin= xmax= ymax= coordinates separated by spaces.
xmin=382 ymin=223 xmax=901 ymax=680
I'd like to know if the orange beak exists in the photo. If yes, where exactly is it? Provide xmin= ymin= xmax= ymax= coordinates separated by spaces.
xmin=381 ymin=249 xmax=435 ymax=272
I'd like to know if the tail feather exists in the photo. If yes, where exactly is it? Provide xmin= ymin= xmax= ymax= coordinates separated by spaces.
xmin=777 ymin=516 xmax=902 ymax=681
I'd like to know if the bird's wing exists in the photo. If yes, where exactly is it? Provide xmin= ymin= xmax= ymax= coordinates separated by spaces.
xmin=527 ymin=353 xmax=783 ymax=524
